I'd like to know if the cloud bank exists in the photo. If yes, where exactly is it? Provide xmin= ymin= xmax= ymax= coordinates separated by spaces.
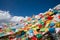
xmin=0 ymin=10 xmax=11 ymax=25
xmin=0 ymin=10 xmax=26 ymax=25
xmin=0 ymin=10 xmax=11 ymax=20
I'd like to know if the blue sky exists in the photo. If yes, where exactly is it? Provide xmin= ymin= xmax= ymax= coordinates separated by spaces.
xmin=0 ymin=0 xmax=60 ymax=16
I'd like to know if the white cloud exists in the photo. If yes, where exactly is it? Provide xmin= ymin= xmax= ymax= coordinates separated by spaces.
xmin=0 ymin=10 xmax=25 ymax=25
xmin=0 ymin=10 xmax=29 ymax=26
xmin=10 ymin=16 xmax=24 ymax=23
xmin=0 ymin=10 xmax=11 ymax=25
xmin=0 ymin=10 xmax=11 ymax=20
